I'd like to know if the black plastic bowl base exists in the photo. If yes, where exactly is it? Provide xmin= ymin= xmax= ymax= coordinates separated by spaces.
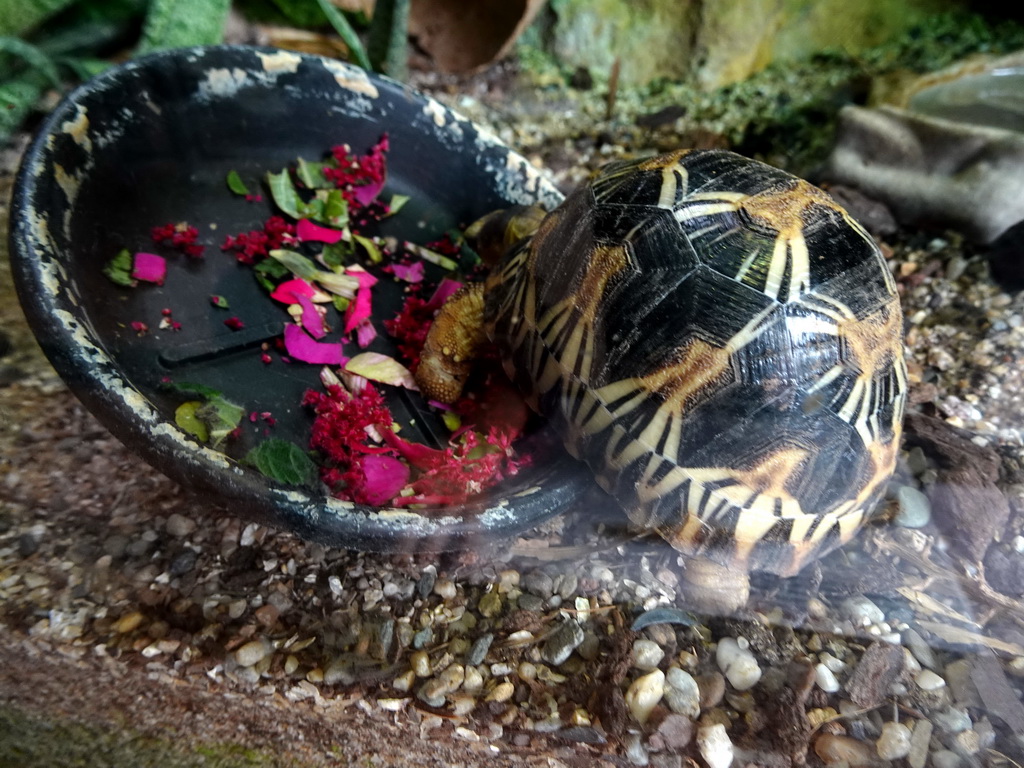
xmin=9 ymin=45 xmax=588 ymax=551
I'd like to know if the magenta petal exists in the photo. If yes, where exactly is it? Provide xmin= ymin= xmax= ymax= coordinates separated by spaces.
xmin=391 ymin=261 xmax=425 ymax=283
xmin=131 ymin=252 xmax=166 ymax=284
xmin=355 ymin=318 xmax=377 ymax=348
xmin=357 ymin=454 xmax=409 ymax=506
xmin=353 ymin=176 xmax=385 ymax=207
xmin=296 ymin=218 xmax=345 ymax=244
xmin=270 ymin=277 xmax=317 ymax=304
xmin=344 ymin=269 xmax=377 ymax=334
xmin=426 ymin=278 xmax=464 ymax=311
xmin=295 ymin=293 xmax=326 ymax=338
xmin=283 ymin=324 xmax=346 ymax=365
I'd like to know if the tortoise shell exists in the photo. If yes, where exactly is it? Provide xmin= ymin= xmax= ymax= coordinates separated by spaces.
xmin=484 ymin=149 xmax=907 ymax=576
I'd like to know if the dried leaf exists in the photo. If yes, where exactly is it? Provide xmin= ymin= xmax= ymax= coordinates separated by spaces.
xmin=345 ymin=352 xmax=417 ymax=390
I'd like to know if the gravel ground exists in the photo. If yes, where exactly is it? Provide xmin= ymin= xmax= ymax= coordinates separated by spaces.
xmin=3 ymin=68 xmax=1024 ymax=768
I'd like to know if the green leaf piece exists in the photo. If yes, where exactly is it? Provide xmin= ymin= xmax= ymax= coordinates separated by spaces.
xmin=296 ymin=157 xmax=333 ymax=189
xmin=0 ymin=36 xmax=62 ymax=88
xmin=0 ymin=0 xmax=76 ymax=38
xmin=253 ymin=258 xmax=290 ymax=291
xmin=175 ymin=401 xmax=210 ymax=442
xmin=314 ymin=0 xmax=371 ymax=70
xmin=245 ymin=438 xmax=317 ymax=485
xmin=320 ymin=241 xmax=351 ymax=270
xmin=197 ymin=395 xmax=245 ymax=447
xmin=226 ymin=170 xmax=250 ymax=196
xmin=352 ymin=233 xmax=382 ymax=264
xmin=137 ymin=0 xmax=229 ymax=53
xmin=102 ymin=248 xmax=134 ymax=287
xmin=386 ymin=194 xmax=410 ymax=216
xmin=268 ymin=249 xmax=359 ymax=297
xmin=266 ymin=169 xmax=304 ymax=219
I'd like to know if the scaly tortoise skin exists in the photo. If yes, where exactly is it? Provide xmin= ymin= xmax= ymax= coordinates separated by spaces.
xmin=418 ymin=149 xmax=908 ymax=578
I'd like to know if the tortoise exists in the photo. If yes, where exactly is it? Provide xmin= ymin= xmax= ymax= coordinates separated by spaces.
xmin=416 ymin=149 xmax=907 ymax=606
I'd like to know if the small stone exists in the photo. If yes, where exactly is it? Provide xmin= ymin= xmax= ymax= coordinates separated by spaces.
xmin=815 ymin=663 xmax=841 ymax=693
xmin=951 ymin=729 xmax=980 ymax=756
xmin=165 ymin=513 xmax=197 ymax=537
xmin=625 ymin=669 xmax=665 ymax=724
xmin=696 ymin=672 xmax=726 ymax=709
xmin=522 ymin=570 xmax=553 ymax=597
xmin=284 ymin=655 xmax=300 ymax=675
xmin=517 ymin=594 xmax=545 ymax=612
xmin=412 ymin=627 xmax=433 ymax=650
xmin=113 ymin=611 xmax=145 ymax=634
xmin=417 ymin=566 xmax=436 ymax=598
xmin=234 ymin=638 xmax=271 ymax=668
xmin=653 ymin=713 xmax=694 ymax=750
xmin=168 ymin=549 xmax=199 ymax=577
xmin=392 ymin=669 xmax=415 ymax=692
xmin=485 ymin=681 xmax=515 ymax=702
xmin=624 ymin=732 xmax=649 ymax=766
xmin=908 ymin=719 xmax=933 ymax=768
xmin=254 ymin=604 xmax=280 ymax=627
xmin=410 ymin=650 xmax=432 ymax=677
xmin=463 ymin=665 xmax=484 ymax=693
xmin=716 ymin=637 xmax=761 ymax=691
xmin=876 ymin=721 xmax=912 ymax=760
xmin=932 ymin=749 xmax=962 ymax=768
xmin=557 ymin=573 xmax=579 ymax=599
xmin=17 ymin=531 xmax=40 ymax=558
xmin=541 ymin=619 xmax=584 ymax=666
xmin=632 ymin=639 xmax=666 ymax=670
xmin=814 ymin=733 xmax=876 ymax=766
xmin=450 ymin=694 xmax=476 ymax=716
xmin=466 ymin=633 xmax=493 ymax=666
xmin=903 ymin=627 xmax=937 ymax=669
xmin=478 ymin=591 xmax=502 ymax=618
xmin=664 ymin=667 xmax=700 ymax=718
xmin=933 ymin=707 xmax=972 ymax=733
xmin=841 ymin=595 xmax=885 ymax=626
xmin=894 ymin=485 xmax=932 ymax=528
xmin=433 ymin=578 xmax=457 ymax=599
xmin=696 ymin=723 xmax=733 ymax=768
xmin=915 ymin=669 xmax=946 ymax=691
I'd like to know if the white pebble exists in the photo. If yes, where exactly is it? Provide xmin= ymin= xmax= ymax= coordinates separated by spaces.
xmin=932 ymin=749 xmax=962 ymax=768
xmin=664 ymin=666 xmax=701 ymax=718
xmin=625 ymin=669 xmax=665 ymax=724
xmin=841 ymin=596 xmax=885 ymax=627
xmin=814 ymin=663 xmax=841 ymax=693
xmin=697 ymin=723 xmax=734 ymax=768
xmin=894 ymin=485 xmax=932 ymax=528
xmin=234 ymin=638 xmax=271 ymax=668
xmin=433 ymin=579 xmax=457 ymax=599
xmin=632 ymin=639 xmax=666 ymax=670
xmin=915 ymin=669 xmax=947 ymax=691
xmin=876 ymin=721 xmax=912 ymax=760
xmin=716 ymin=637 xmax=762 ymax=691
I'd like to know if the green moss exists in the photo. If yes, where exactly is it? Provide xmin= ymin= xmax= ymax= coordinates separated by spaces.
xmin=0 ymin=706 xmax=288 ymax=768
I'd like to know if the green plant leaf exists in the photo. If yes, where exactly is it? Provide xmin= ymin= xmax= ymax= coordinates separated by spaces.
xmin=102 ymin=248 xmax=134 ymax=287
xmin=137 ymin=0 xmax=229 ymax=53
xmin=226 ymin=170 xmax=250 ymax=196
xmin=245 ymin=438 xmax=317 ymax=485
xmin=0 ymin=36 xmax=62 ymax=88
xmin=196 ymin=395 xmax=245 ymax=447
xmin=0 ymin=0 xmax=76 ymax=38
xmin=314 ymin=0 xmax=371 ymax=70
xmin=352 ymin=233 xmax=381 ymax=263
xmin=296 ymin=157 xmax=333 ymax=189
xmin=253 ymin=258 xmax=290 ymax=291
xmin=175 ymin=401 xmax=210 ymax=442
xmin=266 ymin=169 xmax=304 ymax=219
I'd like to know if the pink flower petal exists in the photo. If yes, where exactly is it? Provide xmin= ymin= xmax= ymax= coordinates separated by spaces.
xmin=354 ymin=318 xmax=377 ymax=348
xmin=344 ymin=267 xmax=378 ymax=334
xmin=131 ymin=252 xmax=166 ymax=284
xmin=270 ymin=277 xmax=317 ymax=304
xmin=426 ymin=278 xmax=464 ymax=311
xmin=296 ymin=218 xmax=345 ymax=244
xmin=295 ymin=293 xmax=326 ymax=338
xmin=353 ymin=176 xmax=385 ymax=207
xmin=390 ymin=260 xmax=425 ymax=283
xmin=355 ymin=454 xmax=409 ymax=506
xmin=283 ymin=324 xmax=347 ymax=365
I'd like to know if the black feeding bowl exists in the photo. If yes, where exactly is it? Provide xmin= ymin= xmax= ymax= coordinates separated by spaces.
xmin=10 ymin=45 xmax=588 ymax=550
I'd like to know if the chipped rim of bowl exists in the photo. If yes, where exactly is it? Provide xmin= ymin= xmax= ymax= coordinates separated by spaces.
xmin=9 ymin=44 xmax=586 ymax=551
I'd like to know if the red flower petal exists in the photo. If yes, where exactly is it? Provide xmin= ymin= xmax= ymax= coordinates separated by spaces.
xmin=270 ymin=277 xmax=317 ymax=304
xmin=390 ymin=260 xmax=425 ymax=283
xmin=344 ymin=267 xmax=378 ymax=334
xmin=295 ymin=293 xmax=326 ymax=338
